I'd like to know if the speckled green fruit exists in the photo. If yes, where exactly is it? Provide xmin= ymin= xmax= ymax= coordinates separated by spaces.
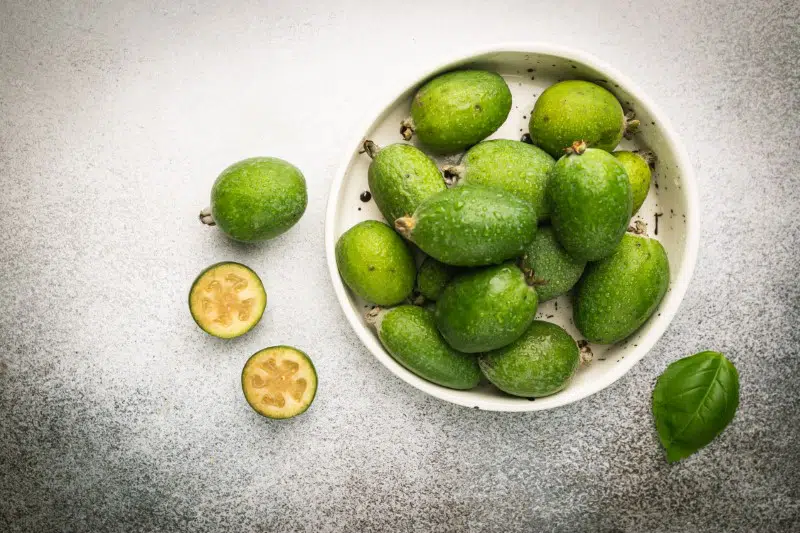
xmin=335 ymin=221 xmax=416 ymax=306
xmin=395 ymin=186 xmax=537 ymax=267
xmin=415 ymin=257 xmax=457 ymax=301
xmin=574 ymin=233 xmax=670 ymax=344
xmin=434 ymin=263 xmax=538 ymax=353
xmin=404 ymin=70 xmax=512 ymax=155
xmin=521 ymin=226 xmax=586 ymax=302
xmin=479 ymin=321 xmax=579 ymax=398
xmin=548 ymin=145 xmax=632 ymax=261
xmin=529 ymin=80 xmax=624 ymax=157
xmin=447 ymin=140 xmax=555 ymax=221
xmin=367 ymin=305 xmax=480 ymax=390
xmin=207 ymin=157 xmax=307 ymax=242
xmin=613 ymin=151 xmax=653 ymax=215
xmin=364 ymin=141 xmax=446 ymax=224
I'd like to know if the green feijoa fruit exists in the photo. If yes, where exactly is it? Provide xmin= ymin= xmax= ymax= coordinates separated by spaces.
xmin=201 ymin=157 xmax=307 ymax=242
xmin=445 ymin=140 xmax=555 ymax=221
xmin=434 ymin=262 xmax=538 ymax=353
xmin=188 ymin=262 xmax=267 ymax=339
xmin=479 ymin=321 xmax=580 ymax=398
xmin=366 ymin=305 xmax=480 ymax=390
xmin=401 ymin=70 xmax=512 ymax=155
xmin=653 ymin=351 xmax=740 ymax=463
xmin=548 ymin=142 xmax=632 ymax=261
xmin=335 ymin=220 xmax=416 ymax=306
xmin=528 ymin=80 xmax=632 ymax=158
xmin=415 ymin=256 xmax=458 ymax=301
xmin=520 ymin=226 xmax=586 ymax=302
xmin=613 ymin=151 xmax=654 ymax=215
xmin=395 ymin=185 xmax=537 ymax=267
xmin=574 ymin=233 xmax=670 ymax=344
xmin=242 ymin=346 xmax=317 ymax=419
xmin=363 ymin=140 xmax=446 ymax=224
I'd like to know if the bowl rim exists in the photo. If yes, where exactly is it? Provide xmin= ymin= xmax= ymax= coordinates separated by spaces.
xmin=324 ymin=42 xmax=699 ymax=412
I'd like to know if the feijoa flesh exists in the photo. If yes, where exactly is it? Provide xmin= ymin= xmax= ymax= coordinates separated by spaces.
xmin=242 ymin=346 xmax=317 ymax=419
xmin=189 ymin=262 xmax=267 ymax=339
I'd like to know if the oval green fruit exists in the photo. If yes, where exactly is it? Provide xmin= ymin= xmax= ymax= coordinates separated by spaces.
xmin=574 ymin=233 xmax=670 ymax=344
xmin=479 ymin=321 xmax=580 ymax=398
xmin=434 ymin=262 xmax=538 ymax=353
xmin=520 ymin=226 xmax=586 ymax=302
xmin=335 ymin=220 xmax=416 ymax=306
xmin=395 ymin=185 xmax=537 ymax=267
xmin=529 ymin=80 xmax=625 ymax=157
xmin=446 ymin=139 xmax=555 ymax=221
xmin=415 ymin=256 xmax=457 ymax=301
xmin=403 ymin=70 xmax=512 ymax=155
xmin=367 ymin=305 xmax=480 ymax=390
xmin=364 ymin=141 xmax=446 ymax=224
xmin=613 ymin=151 xmax=653 ymax=215
xmin=204 ymin=157 xmax=307 ymax=242
xmin=548 ymin=143 xmax=632 ymax=262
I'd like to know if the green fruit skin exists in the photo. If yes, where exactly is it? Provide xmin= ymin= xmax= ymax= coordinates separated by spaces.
xmin=479 ymin=321 xmax=579 ymax=397
xmin=574 ymin=233 xmax=670 ymax=344
xmin=457 ymin=140 xmax=555 ymax=221
xmin=403 ymin=185 xmax=537 ymax=267
xmin=521 ymin=226 xmax=586 ymax=302
xmin=613 ymin=151 xmax=652 ymax=215
xmin=529 ymin=80 xmax=624 ymax=158
xmin=548 ymin=148 xmax=632 ymax=262
xmin=416 ymin=257 xmax=457 ymax=301
xmin=411 ymin=70 xmax=512 ymax=155
xmin=435 ymin=263 xmax=538 ymax=353
xmin=336 ymin=221 xmax=416 ymax=306
xmin=368 ymin=143 xmax=446 ymax=223
xmin=374 ymin=305 xmax=481 ymax=390
xmin=210 ymin=157 xmax=308 ymax=242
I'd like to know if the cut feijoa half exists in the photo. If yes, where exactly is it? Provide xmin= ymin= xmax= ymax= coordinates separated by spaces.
xmin=241 ymin=346 xmax=317 ymax=419
xmin=188 ymin=262 xmax=267 ymax=338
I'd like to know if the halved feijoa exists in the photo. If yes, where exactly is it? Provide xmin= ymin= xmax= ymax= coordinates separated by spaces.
xmin=242 ymin=346 xmax=317 ymax=419
xmin=188 ymin=262 xmax=267 ymax=339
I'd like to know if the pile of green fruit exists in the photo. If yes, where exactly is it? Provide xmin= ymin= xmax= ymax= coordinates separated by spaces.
xmin=337 ymin=71 xmax=667 ymax=398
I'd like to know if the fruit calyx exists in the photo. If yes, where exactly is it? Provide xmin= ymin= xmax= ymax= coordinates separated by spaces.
xmin=564 ymin=140 xmax=588 ymax=155
xmin=364 ymin=306 xmax=382 ymax=327
xmin=623 ymin=111 xmax=640 ymax=139
xmin=441 ymin=165 xmax=465 ymax=187
xmin=400 ymin=118 xmax=415 ymax=141
xmin=362 ymin=139 xmax=381 ymax=159
xmin=627 ymin=220 xmax=648 ymax=235
xmin=578 ymin=340 xmax=594 ymax=365
xmin=636 ymin=150 xmax=657 ymax=168
xmin=199 ymin=207 xmax=216 ymax=226
xmin=394 ymin=216 xmax=416 ymax=238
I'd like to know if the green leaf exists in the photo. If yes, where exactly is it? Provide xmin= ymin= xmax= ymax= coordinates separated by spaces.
xmin=652 ymin=351 xmax=740 ymax=462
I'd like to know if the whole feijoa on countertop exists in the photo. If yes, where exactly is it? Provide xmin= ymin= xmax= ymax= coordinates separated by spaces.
xmin=335 ymin=220 xmax=416 ymax=306
xmin=366 ymin=305 xmax=481 ymax=390
xmin=444 ymin=139 xmax=555 ymax=221
xmin=574 ymin=233 xmax=670 ymax=344
xmin=362 ymin=140 xmax=446 ymax=224
xmin=200 ymin=157 xmax=307 ymax=242
xmin=435 ymin=262 xmax=539 ymax=353
xmin=520 ymin=226 xmax=586 ymax=302
xmin=548 ymin=141 xmax=632 ymax=262
xmin=395 ymin=185 xmax=537 ymax=267
xmin=479 ymin=321 xmax=580 ymax=398
xmin=529 ymin=80 xmax=634 ymax=158
xmin=415 ymin=256 xmax=458 ymax=302
xmin=401 ymin=70 xmax=512 ymax=155
xmin=241 ymin=346 xmax=317 ymax=419
xmin=613 ymin=150 xmax=654 ymax=215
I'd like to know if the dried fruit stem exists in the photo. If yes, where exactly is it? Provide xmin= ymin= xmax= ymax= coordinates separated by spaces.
xmin=623 ymin=111 xmax=640 ymax=139
xmin=627 ymin=220 xmax=648 ymax=235
xmin=199 ymin=207 xmax=216 ymax=226
xmin=394 ymin=216 xmax=416 ymax=238
xmin=442 ymin=165 xmax=465 ymax=187
xmin=565 ymin=140 xmax=587 ymax=155
xmin=362 ymin=139 xmax=381 ymax=159
xmin=578 ymin=340 xmax=594 ymax=365
xmin=400 ymin=118 xmax=415 ymax=141
xmin=365 ymin=307 xmax=382 ymax=328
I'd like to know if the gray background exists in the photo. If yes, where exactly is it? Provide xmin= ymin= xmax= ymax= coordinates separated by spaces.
xmin=1 ymin=0 xmax=798 ymax=531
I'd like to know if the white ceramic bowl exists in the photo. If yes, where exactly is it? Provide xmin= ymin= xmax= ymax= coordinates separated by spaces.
xmin=325 ymin=43 xmax=698 ymax=411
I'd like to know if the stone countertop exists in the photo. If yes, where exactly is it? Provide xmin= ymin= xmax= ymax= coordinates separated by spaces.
xmin=1 ymin=1 xmax=798 ymax=531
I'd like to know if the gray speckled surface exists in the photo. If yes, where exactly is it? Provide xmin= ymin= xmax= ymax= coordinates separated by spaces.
xmin=1 ymin=0 xmax=799 ymax=531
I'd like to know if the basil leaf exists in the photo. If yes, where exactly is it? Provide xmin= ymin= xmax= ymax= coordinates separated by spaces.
xmin=652 ymin=351 xmax=739 ymax=462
